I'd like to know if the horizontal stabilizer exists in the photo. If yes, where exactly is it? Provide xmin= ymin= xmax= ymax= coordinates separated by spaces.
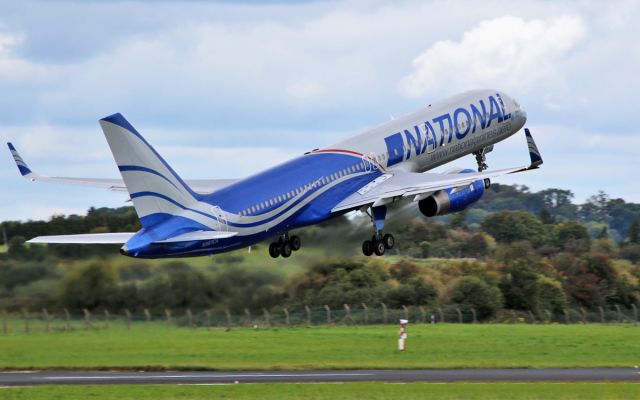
xmin=28 ymin=233 xmax=136 ymax=244
xmin=153 ymin=230 xmax=238 ymax=243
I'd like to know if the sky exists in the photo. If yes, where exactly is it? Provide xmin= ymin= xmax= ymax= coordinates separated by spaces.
xmin=0 ymin=0 xmax=639 ymax=221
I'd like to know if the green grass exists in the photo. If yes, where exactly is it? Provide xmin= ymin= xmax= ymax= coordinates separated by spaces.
xmin=0 ymin=383 xmax=638 ymax=400
xmin=1 ymin=324 xmax=639 ymax=370
xmin=0 ymin=244 xmax=6 ymax=254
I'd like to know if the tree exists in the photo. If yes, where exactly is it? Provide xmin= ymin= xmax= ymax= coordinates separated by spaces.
xmin=551 ymin=221 xmax=591 ymax=254
xmin=449 ymin=276 xmax=503 ymax=320
xmin=628 ymin=217 xmax=640 ymax=244
xmin=481 ymin=211 xmax=545 ymax=246
xmin=539 ymin=208 xmax=555 ymax=225
xmin=61 ymin=262 xmax=118 ymax=311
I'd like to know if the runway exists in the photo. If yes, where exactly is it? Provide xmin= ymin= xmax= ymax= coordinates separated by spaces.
xmin=1 ymin=369 xmax=639 ymax=386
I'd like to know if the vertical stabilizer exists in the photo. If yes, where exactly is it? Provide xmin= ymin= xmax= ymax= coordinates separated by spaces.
xmin=99 ymin=113 xmax=200 ymax=228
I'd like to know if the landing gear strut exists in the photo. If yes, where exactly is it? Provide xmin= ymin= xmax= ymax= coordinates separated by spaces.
xmin=361 ymin=206 xmax=395 ymax=256
xmin=269 ymin=232 xmax=301 ymax=258
xmin=472 ymin=145 xmax=493 ymax=172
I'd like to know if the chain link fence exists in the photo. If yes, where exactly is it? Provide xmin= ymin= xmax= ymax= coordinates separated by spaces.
xmin=1 ymin=303 xmax=638 ymax=334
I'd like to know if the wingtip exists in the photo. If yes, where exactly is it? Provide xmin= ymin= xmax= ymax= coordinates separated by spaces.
xmin=7 ymin=142 xmax=33 ymax=176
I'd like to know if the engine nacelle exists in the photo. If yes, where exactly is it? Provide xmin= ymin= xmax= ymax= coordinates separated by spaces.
xmin=418 ymin=170 xmax=486 ymax=217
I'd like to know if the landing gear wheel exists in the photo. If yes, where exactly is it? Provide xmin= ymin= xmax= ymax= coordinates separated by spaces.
xmin=290 ymin=235 xmax=301 ymax=251
xmin=382 ymin=233 xmax=395 ymax=249
xmin=373 ymin=240 xmax=386 ymax=256
xmin=280 ymin=241 xmax=292 ymax=258
xmin=269 ymin=242 xmax=280 ymax=258
xmin=484 ymin=178 xmax=491 ymax=189
xmin=362 ymin=240 xmax=374 ymax=256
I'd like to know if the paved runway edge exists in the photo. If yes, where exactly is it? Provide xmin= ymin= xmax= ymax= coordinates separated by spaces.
xmin=1 ymin=369 xmax=639 ymax=386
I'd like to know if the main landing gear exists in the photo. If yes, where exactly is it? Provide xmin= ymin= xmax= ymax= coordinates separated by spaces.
xmin=361 ymin=205 xmax=395 ymax=256
xmin=362 ymin=232 xmax=395 ymax=256
xmin=268 ymin=233 xmax=301 ymax=258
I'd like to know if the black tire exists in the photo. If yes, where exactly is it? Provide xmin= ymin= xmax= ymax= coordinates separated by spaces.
xmin=383 ymin=233 xmax=395 ymax=249
xmin=374 ymin=240 xmax=386 ymax=256
xmin=268 ymin=242 xmax=280 ymax=258
xmin=280 ymin=241 xmax=292 ymax=258
xmin=484 ymin=178 xmax=491 ymax=189
xmin=362 ymin=240 xmax=374 ymax=256
xmin=290 ymin=235 xmax=301 ymax=251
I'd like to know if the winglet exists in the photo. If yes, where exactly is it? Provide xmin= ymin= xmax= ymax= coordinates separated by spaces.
xmin=7 ymin=142 xmax=34 ymax=177
xmin=524 ymin=128 xmax=543 ymax=168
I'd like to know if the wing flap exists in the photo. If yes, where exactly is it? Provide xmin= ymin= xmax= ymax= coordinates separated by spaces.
xmin=153 ymin=230 xmax=238 ymax=243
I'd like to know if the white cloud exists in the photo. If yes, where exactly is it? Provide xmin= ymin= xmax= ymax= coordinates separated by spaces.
xmin=398 ymin=15 xmax=586 ymax=100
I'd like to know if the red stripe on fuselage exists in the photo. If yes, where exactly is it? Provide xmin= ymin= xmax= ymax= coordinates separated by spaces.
xmin=311 ymin=148 xmax=387 ymax=172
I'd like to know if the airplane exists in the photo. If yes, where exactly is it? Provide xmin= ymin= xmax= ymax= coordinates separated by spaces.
xmin=8 ymin=89 xmax=542 ymax=259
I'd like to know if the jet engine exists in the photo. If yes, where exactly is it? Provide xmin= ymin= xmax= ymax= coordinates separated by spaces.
xmin=418 ymin=169 xmax=488 ymax=217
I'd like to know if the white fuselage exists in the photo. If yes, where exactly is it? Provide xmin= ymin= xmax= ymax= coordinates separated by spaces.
xmin=328 ymin=89 xmax=527 ymax=173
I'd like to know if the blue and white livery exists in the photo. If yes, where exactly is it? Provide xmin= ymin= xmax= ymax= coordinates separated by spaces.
xmin=8 ymin=89 xmax=542 ymax=258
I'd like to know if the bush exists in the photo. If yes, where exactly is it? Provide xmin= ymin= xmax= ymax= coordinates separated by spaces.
xmin=481 ymin=211 xmax=545 ymax=246
xmin=449 ymin=276 xmax=503 ymax=320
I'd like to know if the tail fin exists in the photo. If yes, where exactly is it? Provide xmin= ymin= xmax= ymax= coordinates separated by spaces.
xmin=99 ymin=113 xmax=200 ymax=228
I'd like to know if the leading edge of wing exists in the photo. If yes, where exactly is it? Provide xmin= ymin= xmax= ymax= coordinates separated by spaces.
xmin=331 ymin=166 xmax=526 ymax=212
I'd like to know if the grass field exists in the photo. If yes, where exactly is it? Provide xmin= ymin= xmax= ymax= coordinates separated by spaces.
xmin=1 ymin=324 xmax=638 ymax=370
xmin=0 ymin=383 xmax=638 ymax=400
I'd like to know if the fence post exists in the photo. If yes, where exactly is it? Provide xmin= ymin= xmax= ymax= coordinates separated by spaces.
xmin=615 ymin=305 xmax=623 ymax=322
xmin=455 ymin=307 xmax=462 ymax=324
xmin=263 ymin=308 xmax=271 ymax=327
xmin=362 ymin=303 xmax=368 ymax=324
xmin=225 ymin=308 xmax=232 ymax=329
xmin=511 ymin=310 xmax=517 ymax=323
xmin=402 ymin=305 xmax=409 ymax=321
xmin=83 ymin=309 xmax=91 ymax=330
xmin=324 ymin=305 xmax=331 ymax=324
xmin=23 ymin=309 xmax=29 ymax=334
xmin=165 ymin=309 xmax=172 ymax=324
xmin=343 ymin=304 xmax=353 ymax=324
xmin=244 ymin=308 xmax=252 ymax=327
xmin=42 ymin=308 xmax=50 ymax=333
xmin=186 ymin=309 xmax=193 ymax=328
xmin=381 ymin=303 xmax=388 ymax=324
xmin=125 ymin=309 xmax=131 ymax=329
xmin=104 ymin=309 xmax=110 ymax=329
xmin=580 ymin=307 xmax=587 ymax=324
xmin=527 ymin=310 xmax=535 ymax=324
xmin=545 ymin=309 xmax=551 ymax=323
xmin=305 ymin=306 xmax=311 ymax=327
xmin=144 ymin=309 xmax=151 ymax=325
xmin=471 ymin=308 xmax=477 ymax=324
xmin=564 ymin=309 xmax=570 ymax=324
xmin=205 ymin=310 xmax=212 ymax=330
xmin=632 ymin=304 xmax=638 ymax=325
xmin=64 ymin=308 xmax=71 ymax=331
xmin=283 ymin=308 xmax=290 ymax=327
xmin=419 ymin=306 xmax=426 ymax=323
xmin=438 ymin=307 xmax=444 ymax=323
xmin=598 ymin=306 xmax=605 ymax=323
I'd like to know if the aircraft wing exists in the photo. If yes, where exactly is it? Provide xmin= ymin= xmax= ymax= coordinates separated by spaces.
xmin=29 ymin=230 xmax=238 ymax=244
xmin=332 ymin=129 xmax=543 ymax=213
xmin=7 ymin=143 xmax=237 ymax=194
xmin=28 ymin=232 xmax=136 ymax=244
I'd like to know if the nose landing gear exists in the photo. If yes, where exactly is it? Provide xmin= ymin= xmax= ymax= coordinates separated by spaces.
xmin=268 ymin=233 xmax=301 ymax=258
